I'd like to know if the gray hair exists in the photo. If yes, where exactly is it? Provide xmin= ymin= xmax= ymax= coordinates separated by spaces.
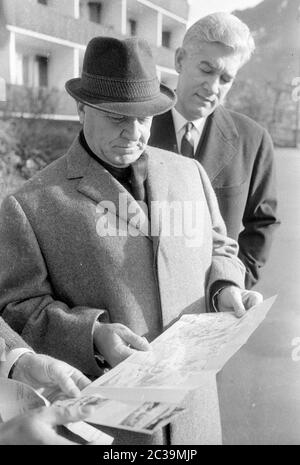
xmin=183 ymin=12 xmax=255 ymax=65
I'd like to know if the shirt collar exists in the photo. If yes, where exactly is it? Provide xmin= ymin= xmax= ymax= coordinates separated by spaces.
xmin=171 ymin=106 xmax=206 ymax=135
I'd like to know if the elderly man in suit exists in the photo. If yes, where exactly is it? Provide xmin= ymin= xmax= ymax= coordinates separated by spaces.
xmin=149 ymin=12 xmax=280 ymax=289
xmin=0 ymin=318 xmax=94 ymax=444
xmin=0 ymin=36 xmax=262 ymax=444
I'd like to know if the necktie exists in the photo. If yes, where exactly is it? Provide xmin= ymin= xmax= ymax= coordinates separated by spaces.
xmin=130 ymin=152 xmax=148 ymax=203
xmin=180 ymin=122 xmax=194 ymax=158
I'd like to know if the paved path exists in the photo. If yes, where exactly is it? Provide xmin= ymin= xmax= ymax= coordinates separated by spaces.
xmin=219 ymin=148 xmax=300 ymax=444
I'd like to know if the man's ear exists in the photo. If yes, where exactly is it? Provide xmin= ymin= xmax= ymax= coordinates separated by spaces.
xmin=77 ymin=102 xmax=85 ymax=125
xmin=175 ymin=47 xmax=186 ymax=74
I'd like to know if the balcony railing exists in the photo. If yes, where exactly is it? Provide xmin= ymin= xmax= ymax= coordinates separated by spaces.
xmin=3 ymin=0 xmax=178 ymax=74
xmin=2 ymin=0 xmax=120 ymax=46
xmin=139 ymin=0 xmax=189 ymax=21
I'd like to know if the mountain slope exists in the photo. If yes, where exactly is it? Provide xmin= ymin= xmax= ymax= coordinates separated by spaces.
xmin=233 ymin=0 xmax=300 ymax=83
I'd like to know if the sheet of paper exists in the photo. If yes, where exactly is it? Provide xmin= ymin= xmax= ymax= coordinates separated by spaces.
xmin=65 ymin=420 xmax=113 ymax=444
xmin=83 ymin=386 xmax=188 ymax=404
xmin=84 ymin=296 xmax=277 ymax=392
xmin=55 ymin=395 xmax=185 ymax=435
xmin=0 ymin=297 xmax=274 ymax=439
xmin=0 ymin=378 xmax=48 ymax=423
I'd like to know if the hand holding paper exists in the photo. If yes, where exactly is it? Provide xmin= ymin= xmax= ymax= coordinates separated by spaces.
xmin=80 ymin=297 xmax=276 ymax=436
xmin=0 ymin=403 xmax=95 ymax=445
xmin=0 ymin=298 xmax=276 ymax=441
xmin=93 ymin=322 xmax=151 ymax=367
xmin=12 ymin=353 xmax=91 ymax=398
xmin=217 ymin=286 xmax=263 ymax=317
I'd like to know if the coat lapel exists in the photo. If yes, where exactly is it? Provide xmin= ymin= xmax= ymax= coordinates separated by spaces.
xmin=145 ymin=147 xmax=169 ymax=256
xmin=66 ymin=139 xmax=175 ymax=252
xmin=195 ymin=105 xmax=239 ymax=183
xmin=154 ymin=106 xmax=240 ymax=184
xmin=149 ymin=110 xmax=178 ymax=153
xmin=66 ymin=138 xmax=150 ymax=239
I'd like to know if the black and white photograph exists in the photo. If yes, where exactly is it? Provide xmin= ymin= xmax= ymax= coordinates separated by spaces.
xmin=0 ymin=0 xmax=299 ymax=449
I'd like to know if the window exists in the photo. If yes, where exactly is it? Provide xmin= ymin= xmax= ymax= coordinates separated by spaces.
xmin=162 ymin=30 xmax=171 ymax=48
xmin=128 ymin=19 xmax=137 ymax=36
xmin=88 ymin=2 xmax=102 ymax=24
xmin=36 ymin=55 xmax=48 ymax=87
xmin=37 ymin=0 xmax=48 ymax=5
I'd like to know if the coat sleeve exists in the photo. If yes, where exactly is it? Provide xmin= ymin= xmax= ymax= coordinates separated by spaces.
xmin=193 ymin=160 xmax=246 ymax=309
xmin=0 ymin=195 xmax=105 ymax=376
xmin=238 ymin=130 xmax=280 ymax=288
xmin=0 ymin=317 xmax=31 ymax=353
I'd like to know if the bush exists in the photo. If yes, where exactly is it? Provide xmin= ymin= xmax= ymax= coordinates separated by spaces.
xmin=0 ymin=117 xmax=80 ymax=179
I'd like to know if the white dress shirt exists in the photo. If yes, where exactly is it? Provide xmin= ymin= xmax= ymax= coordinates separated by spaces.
xmin=171 ymin=107 xmax=207 ymax=155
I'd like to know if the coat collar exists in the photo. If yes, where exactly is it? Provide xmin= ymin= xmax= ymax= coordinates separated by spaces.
xmin=66 ymin=137 xmax=150 ymax=239
xmin=195 ymin=105 xmax=239 ymax=182
xmin=66 ymin=137 xmax=91 ymax=179
xmin=65 ymin=137 xmax=184 ymax=254
xmin=150 ymin=110 xmax=178 ymax=153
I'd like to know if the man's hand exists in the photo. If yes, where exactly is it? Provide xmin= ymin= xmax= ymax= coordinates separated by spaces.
xmin=93 ymin=323 xmax=151 ymax=367
xmin=0 ymin=403 xmax=95 ymax=445
xmin=217 ymin=286 xmax=263 ymax=318
xmin=11 ymin=353 xmax=90 ymax=398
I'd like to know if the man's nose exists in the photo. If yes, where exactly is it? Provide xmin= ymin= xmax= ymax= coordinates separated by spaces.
xmin=123 ymin=118 xmax=140 ymax=140
xmin=203 ymin=75 xmax=220 ymax=95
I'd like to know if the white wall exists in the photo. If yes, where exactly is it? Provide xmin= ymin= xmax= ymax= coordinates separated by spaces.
xmin=103 ymin=0 xmax=123 ymax=32
xmin=0 ymin=40 xmax=11 ymax=83
xmin=0 ymin=77 xmax=6 ymax=101
xmin=135 ymin=7 xmax=157 ymax=45
xmin=48 ymin=46 xmax=74 ymax=89
xmin=50 ymin=0 xmax=75 ymax=16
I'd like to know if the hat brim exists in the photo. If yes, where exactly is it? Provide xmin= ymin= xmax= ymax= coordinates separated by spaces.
xmin=65 ymin=78 xmax=176 ymax=117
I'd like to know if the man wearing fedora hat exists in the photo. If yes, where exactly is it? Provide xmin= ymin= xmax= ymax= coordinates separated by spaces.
xmin=0 ymin=36 xmax=262 ymax=444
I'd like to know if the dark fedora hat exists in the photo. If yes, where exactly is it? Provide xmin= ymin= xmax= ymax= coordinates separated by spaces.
xmin=65 ymin=36 xmax=176 ymax=117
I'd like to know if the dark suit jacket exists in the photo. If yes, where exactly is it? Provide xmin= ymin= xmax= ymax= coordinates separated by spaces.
xmin=148 ymin=106 xmax=280 ymax=288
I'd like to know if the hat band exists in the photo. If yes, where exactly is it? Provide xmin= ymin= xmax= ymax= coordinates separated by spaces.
xmin=81 ymin=72 xmax=161 ymax=102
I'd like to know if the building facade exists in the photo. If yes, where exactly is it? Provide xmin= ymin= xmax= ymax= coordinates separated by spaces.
xmin=0 ymin=0 xmax=189 ymax=120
